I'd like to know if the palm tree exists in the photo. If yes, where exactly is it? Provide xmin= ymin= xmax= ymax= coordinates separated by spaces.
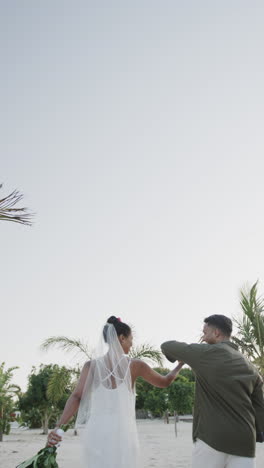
xmin=46 ymin=365 xmax=80 ymax=434
xmin=41 ymin=336 xmax=163 ymax=435
xmin=19 ymin=364 xmax=77 ymax=434
xmin=47 ymin=366 xmax=77 ymax=403
xmin=0 ymin=184 xmax=33 ymax=226
xmin=233 ymin=281 xmax=264 ymax=376
xmin=0 ymin=363 xmax=20 ymax=441
xmin=41 ymin=336 xmax=163 ymax=366
xmin=129 ymin=343 xmax=163 ymax=366
xmin=41 ymin=336 xmax=92 ymax=360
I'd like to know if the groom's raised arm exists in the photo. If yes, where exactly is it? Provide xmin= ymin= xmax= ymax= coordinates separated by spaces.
xmin=161 ymin=340 xmax=206 ymax=368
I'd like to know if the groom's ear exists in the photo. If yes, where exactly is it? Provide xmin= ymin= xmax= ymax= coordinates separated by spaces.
xmin=161 ymin=342 xmax=177 ymax=363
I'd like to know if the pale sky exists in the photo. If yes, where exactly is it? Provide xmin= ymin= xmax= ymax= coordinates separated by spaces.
xmin=1 ymin=1 xmax=264 ymax=390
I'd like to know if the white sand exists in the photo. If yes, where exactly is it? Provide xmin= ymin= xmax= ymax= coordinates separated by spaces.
xmin=1 ymin=420 xmax=264 ymax=467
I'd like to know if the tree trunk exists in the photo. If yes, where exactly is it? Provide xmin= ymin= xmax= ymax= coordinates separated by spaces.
xmin=0 ymin=407 xmax=4 ymax=441
xmin=42 ymin=412 xmax=49 ymax=435
xmin=163 ymin=410 xmax=169 ymax=424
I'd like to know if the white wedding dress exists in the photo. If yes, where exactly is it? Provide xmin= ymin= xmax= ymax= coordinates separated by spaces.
xmin=77 ymin=324 xmax=140 ymax=468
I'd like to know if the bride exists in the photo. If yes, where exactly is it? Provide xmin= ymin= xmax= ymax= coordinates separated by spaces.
xmin=47 ymin=316 xmax=183 ymax=467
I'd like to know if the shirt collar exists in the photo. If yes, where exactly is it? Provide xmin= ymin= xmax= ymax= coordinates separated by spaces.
xmin=220 ymin=340 xmax=238 ymax=350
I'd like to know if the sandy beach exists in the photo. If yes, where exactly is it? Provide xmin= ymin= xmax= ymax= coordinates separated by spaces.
xmin=1 ymin=420 xmax=264 ymax=467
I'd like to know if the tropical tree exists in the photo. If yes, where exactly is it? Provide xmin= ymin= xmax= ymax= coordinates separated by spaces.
xmin=143 ymin=386 xmax=168 ymax=417
xmin=167 ymin=375 xmax=195 ymax=415
xmin=0 ymin=362 xmax=20 ymax=441
xmin=135 ymin=368 xmax=195 ymax=417
xmin=233 ymin=281 xmax=264 ymax=376
xmin=41 ymin=336 xmax=163 ymax=366
xmin=129 ymin=343 xmax=163 ymax=366
xmin=0 ymin=184 xmax=33 ymax=226
xmin=19 ymin=364 xmax=76 ymax=434
xmin=41 ymin=335 xmax=163 ymax=423
xmin=179 ymin=367 xmax=195 ymax=382
xmin=41 ymin=336 xmax=91 ymax=360
xmin=47 ymin=365 xmax=79 ymax=403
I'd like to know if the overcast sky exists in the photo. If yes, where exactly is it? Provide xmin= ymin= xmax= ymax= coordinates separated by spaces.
xmin=1 ymin=1 xmax=264 ymax=390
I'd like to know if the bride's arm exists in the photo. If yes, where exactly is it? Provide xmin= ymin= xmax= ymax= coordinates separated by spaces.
xmin=131 ymin=359 xmax=184 ymax=388
xmin=47 ymin=361 xmax=90 ymax=446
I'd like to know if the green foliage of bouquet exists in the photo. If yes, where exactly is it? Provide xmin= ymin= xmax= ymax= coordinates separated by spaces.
xmin=16 ymin=446 xmax=59 ymax=468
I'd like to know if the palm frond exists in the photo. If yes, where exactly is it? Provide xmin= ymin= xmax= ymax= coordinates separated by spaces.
xmin=0 ymin=184 xmax=33 ymax=226
xmin=41 ymin=336 xmax=91 ymax=359
xmin=0 ymin=363 xmax=20 ymax=405
xmin=233 ymin=281 xmax=264 ymax=374
xmin=129 ymin=343 xmax=163 ymax=367
xmin=5 ymin=384 xmax=21 ymax=394
xmin=0 ymin=363 xmax=19 ymax=388
xmin=47 ymin=367 xmax=72 ymax=403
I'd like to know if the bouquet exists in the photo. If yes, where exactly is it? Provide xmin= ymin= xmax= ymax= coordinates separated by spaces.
xmin=16 ymin=429 xmax=64 ymax=467
xmin=16 ymin=446 xmax=59 ymax=467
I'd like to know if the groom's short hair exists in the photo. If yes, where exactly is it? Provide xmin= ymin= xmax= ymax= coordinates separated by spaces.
xmin=204 ymin=314 xmax=233 ymax=337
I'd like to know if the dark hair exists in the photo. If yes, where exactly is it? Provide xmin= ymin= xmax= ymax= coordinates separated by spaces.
xmin=103 ymin=316 xmax=131 ymax=342
xmin=204 ymin=314 xmax=232 ymax=337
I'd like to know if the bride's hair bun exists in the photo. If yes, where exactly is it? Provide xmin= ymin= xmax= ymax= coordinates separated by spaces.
xmin=107 ymin=316 xmax=120 ymax=325
xmin=103 ymin=316 xmax=131 ymax=342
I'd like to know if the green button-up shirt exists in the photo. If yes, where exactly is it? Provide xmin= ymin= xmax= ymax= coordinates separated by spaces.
xmin=161 ymin=340 xmax=264 ymax=457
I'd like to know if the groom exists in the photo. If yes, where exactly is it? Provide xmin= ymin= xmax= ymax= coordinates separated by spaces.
xmin=161 ymin=314 xmax=264 ymax=468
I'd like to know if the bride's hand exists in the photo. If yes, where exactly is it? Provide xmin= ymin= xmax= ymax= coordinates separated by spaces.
xmin=46 ymin=429 xmax=62 ymax=447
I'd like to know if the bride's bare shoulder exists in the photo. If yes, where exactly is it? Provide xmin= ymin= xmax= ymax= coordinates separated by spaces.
xmin=130 ymin=358 xmax=141 ymax=366
xmin=79 ymin=360 xmax=91 ymax=377
xmin=130 ymin=358 xmax=146 ymax=373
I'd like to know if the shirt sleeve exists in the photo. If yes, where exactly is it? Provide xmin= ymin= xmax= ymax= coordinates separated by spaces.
xmin=161 ymin=340 xmax=206 ymax=369
xmin=252 ymin=375 xmax=264 ymax=433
